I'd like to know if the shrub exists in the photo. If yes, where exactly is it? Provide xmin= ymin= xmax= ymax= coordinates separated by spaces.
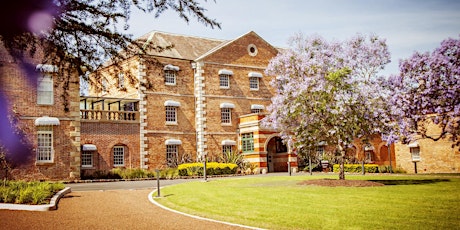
xmin=333 ymin=164 xmax=379 ymax=173
xmin=178 ymin=162 xmax=238 ymax=176
xmin=0 ymin=181 xmax=65 ymax=204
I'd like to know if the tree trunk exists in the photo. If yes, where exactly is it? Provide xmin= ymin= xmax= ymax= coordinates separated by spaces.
xmin=339 ymin=145 xmax=345 ymax=180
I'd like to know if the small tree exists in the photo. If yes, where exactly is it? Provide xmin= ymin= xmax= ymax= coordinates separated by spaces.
xmin=387 ymin=36 xmax=460 ymax=147
xmin=263 ymin=33 xmax=394 ymax=180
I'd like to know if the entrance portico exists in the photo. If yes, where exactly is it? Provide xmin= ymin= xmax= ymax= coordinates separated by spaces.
xmin=238 ymin=114 xmax=298 ymax=174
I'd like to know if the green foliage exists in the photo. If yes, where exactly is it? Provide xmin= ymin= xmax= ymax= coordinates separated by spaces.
xmin=159 ymin=168 xmax=180 ymax=180
xmin=333 ymin=164 xmax=379 ymax=173
xmin=178 ymin=162 xmax=238 ymax=176
xmin=111 ymin=168 xmax=147 ymax=179
xmin=0 ymin=181 xmax=65 ymax=204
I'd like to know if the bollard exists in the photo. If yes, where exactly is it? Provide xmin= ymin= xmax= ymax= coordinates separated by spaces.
xmin=288 ymin=162 xmax=291 ymax=176
xmin=156 ymin=169 xmax=160 ymax=197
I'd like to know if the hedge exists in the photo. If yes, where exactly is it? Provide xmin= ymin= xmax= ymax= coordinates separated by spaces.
xmin=178 ymin=162 xmax=238 ymax=176
xmin=333 ymin=164 xmax=379 ymax=173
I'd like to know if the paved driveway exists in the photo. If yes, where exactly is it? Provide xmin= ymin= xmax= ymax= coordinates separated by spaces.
xmin=0 ymin=178 xmax=252 ymax=230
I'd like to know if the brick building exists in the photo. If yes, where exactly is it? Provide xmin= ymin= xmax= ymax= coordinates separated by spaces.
xmin=87 ymin=31 xmax=297 ymax=173
xmin=0 ymin=42 xmax=81 ymax=180
xmin=2 ymin=31 xmax=457 ymax=181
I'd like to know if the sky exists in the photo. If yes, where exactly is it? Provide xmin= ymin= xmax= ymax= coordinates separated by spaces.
xmin=126 ymin=0 xmax=460 ymax=76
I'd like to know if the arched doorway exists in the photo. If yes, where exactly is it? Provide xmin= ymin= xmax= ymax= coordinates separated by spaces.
xmin=266 ymin=136 xmax=288 ymax=172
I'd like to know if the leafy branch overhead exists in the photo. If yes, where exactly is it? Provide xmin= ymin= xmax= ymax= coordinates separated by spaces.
xmin=0 ymin=0 xmax=221 ymax=75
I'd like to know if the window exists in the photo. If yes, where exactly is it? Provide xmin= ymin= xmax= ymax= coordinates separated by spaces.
xmin=251 ymin=108 xmax=261 ymax=114
xmin=81 ymin=151 xmax=93 ymax=167
xmin=219 ymin=74 xmax=230 ymax=88
xmin=113 ymin=146 xmax=125 ymax=167
xmin=37 ymin=126 xmax=53 ymax=163
xmin=102 ymin=78 xmax=108 ymax=94
xmin=164 ymin=70 xmax=176 ymax=85
xmin=166 ymin=145 xmax=178 ymax=167
xmin=249 ymin=77 xmax=259 ymax=90
xmin=365 ymin=151 xmax=374 ymax=162
xmin=316 ymin=146 xmax=325 ymax=159
xmin=37 ymin=75 xmax=53 ymax=105
xmin=165 ymin=106 xmax=177 ymax=123
xmin=250 ymin=104 xmax=264 ymax=114
xmin=221 ymin=108 xmax=231 ymax=124
xmin=410 ymin=146 xmax=421 ymax=161
xmin=118 ymin=72 xmax=125 ymax=89
xmin=222 ymin=145 xmax=233 ymax=155
xmin=242 ymin=133 xmax=254 ymax=153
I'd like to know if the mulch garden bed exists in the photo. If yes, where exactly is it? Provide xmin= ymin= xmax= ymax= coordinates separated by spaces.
xmin=298 ymin=179 xmax=385 ymax=187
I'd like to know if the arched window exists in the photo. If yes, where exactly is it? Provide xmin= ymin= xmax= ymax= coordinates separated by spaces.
xmin=113 ymin=146 xmax=125 ymax=167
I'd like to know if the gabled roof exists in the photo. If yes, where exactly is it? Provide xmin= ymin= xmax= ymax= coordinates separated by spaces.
xmin=136 ymin=31 xmax=227 ymax=60
xmin=195 ymin=31 xmax=279 ymax=61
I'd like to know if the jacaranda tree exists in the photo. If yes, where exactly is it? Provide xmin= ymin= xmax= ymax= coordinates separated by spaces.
xmin=387 ymin=36 xmax=460 ymax=147
xmin=263 ymin=33 xmax=394 ymax=180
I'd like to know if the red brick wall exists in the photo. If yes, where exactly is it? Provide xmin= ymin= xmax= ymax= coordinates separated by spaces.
xmin=80 ymin=122 xmax=140 ymax=174
xmin=0 ymin=46 xmax=81 ymax=180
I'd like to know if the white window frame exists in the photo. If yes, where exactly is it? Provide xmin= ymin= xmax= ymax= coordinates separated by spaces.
xmin=365 ymin=150 xmax=374 ymax=162
xmin=81 ymin=151 xmax=94 ymax=168
xmin=219 ymin=74 xmax=230 ymax=89
xmin=164 ymin=70 xmax=176 ymax=85
xmin=165 ymin=106 xmax=177 ymax=124
xmin=251 ymin=108 xmax=261 ymax=114
xmin=316 ymin=146 xmax=325 ymax=159
xmin=36 ymin=126 xmax=54 ymax=163
xmin=113 ymin=146 xmax=125 ymax=167
xmin=249 ymin=77 xmax=259 ymax=90
xmin=221 ymin=108 xmax=232 ymax=124
xmin=410 ymin=146 xmax=421 ymax=161
xmin=166 ymin=145 xmax=178 ymax=167
xmin=222 ymin=145 xmax=233 ymax=155
xmin=37 ymin=74 xmax=54 ymax=105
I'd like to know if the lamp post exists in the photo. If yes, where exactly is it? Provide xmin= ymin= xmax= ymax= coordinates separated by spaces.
xmin=203 ymin=154 xmax=207 ymax=182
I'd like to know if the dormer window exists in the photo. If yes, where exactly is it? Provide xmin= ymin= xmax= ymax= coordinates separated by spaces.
xmin=164 ymin=64 xmax=180 ymax=86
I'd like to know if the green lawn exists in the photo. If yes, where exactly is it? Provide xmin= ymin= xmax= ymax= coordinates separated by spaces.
xmin=154 ymin=174 xmax=460 ymax=230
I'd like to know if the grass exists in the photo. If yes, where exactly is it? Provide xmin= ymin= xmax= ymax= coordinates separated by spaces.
xmin=0 ymin=180 xmax=65 ymax=205
xmin=154 ymin=174 xmax=460 ymax=230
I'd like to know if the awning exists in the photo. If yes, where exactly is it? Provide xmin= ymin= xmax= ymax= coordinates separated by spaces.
xmin=408 ymin=142 xmax=419 ymax=148
xmin=251 ymin=104 xmax=265 ymax=110
xmin=164 ymin=100 xmax=181 ymax=107
xmin=34 ymin=116 xmax=60 ymax=126
xmin=163 ymin=64 xmax=180 ymax=71
xmin=36 ymin=64 xmax=58 ymax=73
xmin=165 ymin=139 xmax=182 ymax=145
xmin=221 ymin=140 xmax=236 ymax=145
xmin=220 ymin=103 xmax=235 ymax=109
xmin=218 ymin=69 xmax=233 ymax=75
xmin=248 ymin=72 xmax=263 ymax=78
xmin=364 ymin=145 xmax=375 ymax=151
xmin=82 ymin=144 xmax=97 ymax=151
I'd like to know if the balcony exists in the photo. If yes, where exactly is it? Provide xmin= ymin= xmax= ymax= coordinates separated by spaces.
xmin=80 ymin=96 xmax=140 ymax=123
xmin=80 ymin=110 xmax=139 ymax=123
